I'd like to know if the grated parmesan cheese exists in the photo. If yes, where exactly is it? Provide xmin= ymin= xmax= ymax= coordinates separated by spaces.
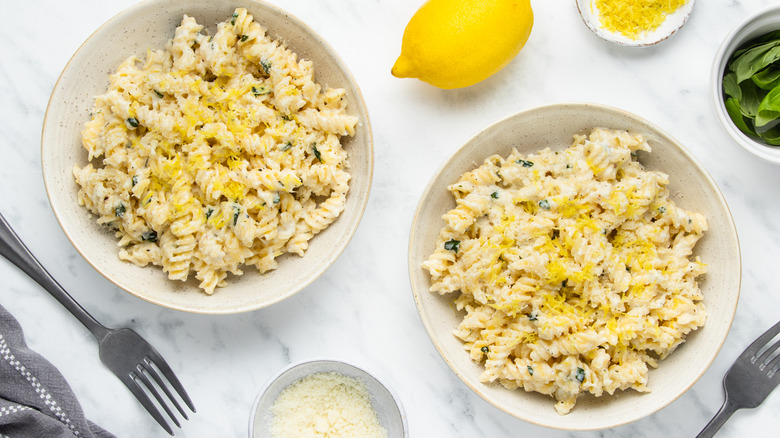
xmin=270 ymin=372 xmax=389 ymax=438
xmin=594 ymin=0 xmax=688 ymax=40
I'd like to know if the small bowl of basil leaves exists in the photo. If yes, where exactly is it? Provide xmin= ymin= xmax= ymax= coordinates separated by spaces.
xmin=712 ymin=5 xmax=780 ymax=164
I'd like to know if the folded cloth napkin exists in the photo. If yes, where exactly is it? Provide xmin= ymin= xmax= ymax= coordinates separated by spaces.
xmin=0 ymin=304 xmax=115 ymax=438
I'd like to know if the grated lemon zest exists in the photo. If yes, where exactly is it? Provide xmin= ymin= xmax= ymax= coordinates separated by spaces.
xmin=594 ymin=0 xmax=688 ymax=40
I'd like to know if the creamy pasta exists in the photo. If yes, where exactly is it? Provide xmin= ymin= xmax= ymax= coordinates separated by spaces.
xmin=422 ymin=128 xmax=707 ymax=414
xmin=73 ymin=9 xmax=357 ymax=294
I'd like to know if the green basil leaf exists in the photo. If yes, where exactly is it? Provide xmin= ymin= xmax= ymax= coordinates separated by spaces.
xmin=725 ymin=98 xmax=756 ymax=135
xmin=731 ymin=40 xmax=780 ymax=82
xmin=755 ymin=86 xmax=780 ymax=127
xmin=738 ymin=81 xmax=764 ymax=117
xmin=752 ymin=67 xmax=780 ymax=90
xmin=723 ymin=72 xmax=741 ymax=100
xmin=758 ymin=123 xmax=780 ymax=145
xmin=733 ymin=30 xmax=780 ymax=58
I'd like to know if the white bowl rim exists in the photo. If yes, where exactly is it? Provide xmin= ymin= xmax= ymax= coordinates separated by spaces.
xmin=40 ymin=0 xmax=374 ymax=314
xmin=710 ymin=4 xmax=780 ymax=165
xmin=248 ymin=357 xmax=409 ymax=438
xmin=408 ymin=102 xmax=741 ymax=430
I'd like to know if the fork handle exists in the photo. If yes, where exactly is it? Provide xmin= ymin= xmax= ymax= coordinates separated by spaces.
xmin=0 ymin=213 xmax=109 ymax=340
xmin=696 ymin=398 xmax=739 ymax=438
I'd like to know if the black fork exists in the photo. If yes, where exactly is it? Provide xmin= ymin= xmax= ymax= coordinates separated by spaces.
xmin=0 ymin=213 xmax=195 ymax=435
xmin=697 ymin=321 xmax=780 ymax=437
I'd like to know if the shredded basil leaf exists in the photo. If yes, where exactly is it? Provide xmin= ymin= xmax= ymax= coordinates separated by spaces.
xmin=126 ymin=117 xmax=139 ymax=128
xmin=142 ymin=230 xmax=157 ymax=242
xmin=205 ymin=208 xmax=214 ymax=219
xmin=313 ymin=144 xmax=322 ymax=162
xmin=528 ymin=312 xmax=537 ymax=321
xmin=490 ymin=191 xmax=499 ymax=199
xmin=444 ymin=239 xmax=461 ymax=253
xmin=240 ymin=34 xmax=248 ymax=42
xmin=231 ymin=12 xmax=238 ymax=25
xmin=273 ymin=192 xmax=280 ymax=204
xmin=115 ymin=204 xmax=126 ymax=217
xmin=281 ymin=141 xmax=292 ymax=151
xmin=527 ymin=366 xmax=534 ymax=376
xmin=538 ymin=199 xmax=550 ymax=210
xmin=260 ymin=59 xmax=272 ymax=74
xmin=481 ymin=346 xmax=489 ymax=353
xmin=131 ymin=175 xmax=138 ymax=187
xmin=516 ymin=159 xmax=534 ymax=167
xmin=232 ymin=205 xmax=241 ymax=226
xmin=575 ymin=367 xmax=586 ymax=383
xmin=252 ymin=85 xmax=271 ymax=96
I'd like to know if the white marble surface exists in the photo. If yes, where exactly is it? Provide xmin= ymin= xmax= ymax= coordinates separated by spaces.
xmin=1 ymin=0 xmax=779 ymax=437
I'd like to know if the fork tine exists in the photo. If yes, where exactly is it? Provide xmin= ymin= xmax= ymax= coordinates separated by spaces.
xmin=143 ymin=357 xmax=188 ymax=419
xmin=135 ymin=364 xmax=181 ymax=429
xmin=756 ymin=337 xmax=780 ymax=366
xmin=745 ymin=321 xmax=780 ymax=358
xmin=766 ymin=352 xmax=780 ymax=378
xmin=125 ymin=373 xmax=174 ymax=436
xmin=147 ymin=350 xmax=196 ymax=412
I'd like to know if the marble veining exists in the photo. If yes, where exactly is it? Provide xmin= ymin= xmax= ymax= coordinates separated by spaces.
xmin=0 ymin=0 xmax=778 ymax=436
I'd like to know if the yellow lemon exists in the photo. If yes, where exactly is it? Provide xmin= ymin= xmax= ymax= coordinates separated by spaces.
xmin=392 ymin=0 xmax=533 ymax=89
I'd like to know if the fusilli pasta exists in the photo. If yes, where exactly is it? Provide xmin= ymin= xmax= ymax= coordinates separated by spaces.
xmin=422 ymin=128 xmax=707 ymax=414
xmin=74 ymin=8 xmax=357 ymax=294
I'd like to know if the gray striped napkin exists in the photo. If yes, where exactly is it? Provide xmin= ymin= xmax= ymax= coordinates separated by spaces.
xmin=0 ymin=303 xmax=115 ymax=438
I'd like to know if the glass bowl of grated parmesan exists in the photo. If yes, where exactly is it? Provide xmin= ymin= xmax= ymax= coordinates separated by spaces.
xmin=249 ymin=359 xmax=407 ymax=438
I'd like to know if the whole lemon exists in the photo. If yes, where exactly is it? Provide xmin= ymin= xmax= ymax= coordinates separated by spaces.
xmin=391 ymin=0 xmax=533 ymax=89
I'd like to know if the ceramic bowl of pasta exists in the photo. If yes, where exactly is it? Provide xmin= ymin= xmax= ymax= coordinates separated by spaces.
xmin=408 ymin=103 xmax=740 ymax=430
xmin=41 ymin=0 xmax=372 ymax=313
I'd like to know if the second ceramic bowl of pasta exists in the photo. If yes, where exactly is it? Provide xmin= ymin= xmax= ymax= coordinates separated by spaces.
xmin=408 ymin=103 xmax=740 ymax=430
xmin=41 ymin=0 xmax=372 ymax=313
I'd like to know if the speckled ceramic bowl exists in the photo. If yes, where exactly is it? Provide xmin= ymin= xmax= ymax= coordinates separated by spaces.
xmin=408 ymin=103 xmax=740 ymax=430
xmin=41 ymin=0 xmax=372 ymax=314
xmin=249 ymin=359 xmax=408 ymax=438
xmin=711 ymin=5 xmax=780 ymax=164
xmin=576 ymin=0 xmax=695 ymax=47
